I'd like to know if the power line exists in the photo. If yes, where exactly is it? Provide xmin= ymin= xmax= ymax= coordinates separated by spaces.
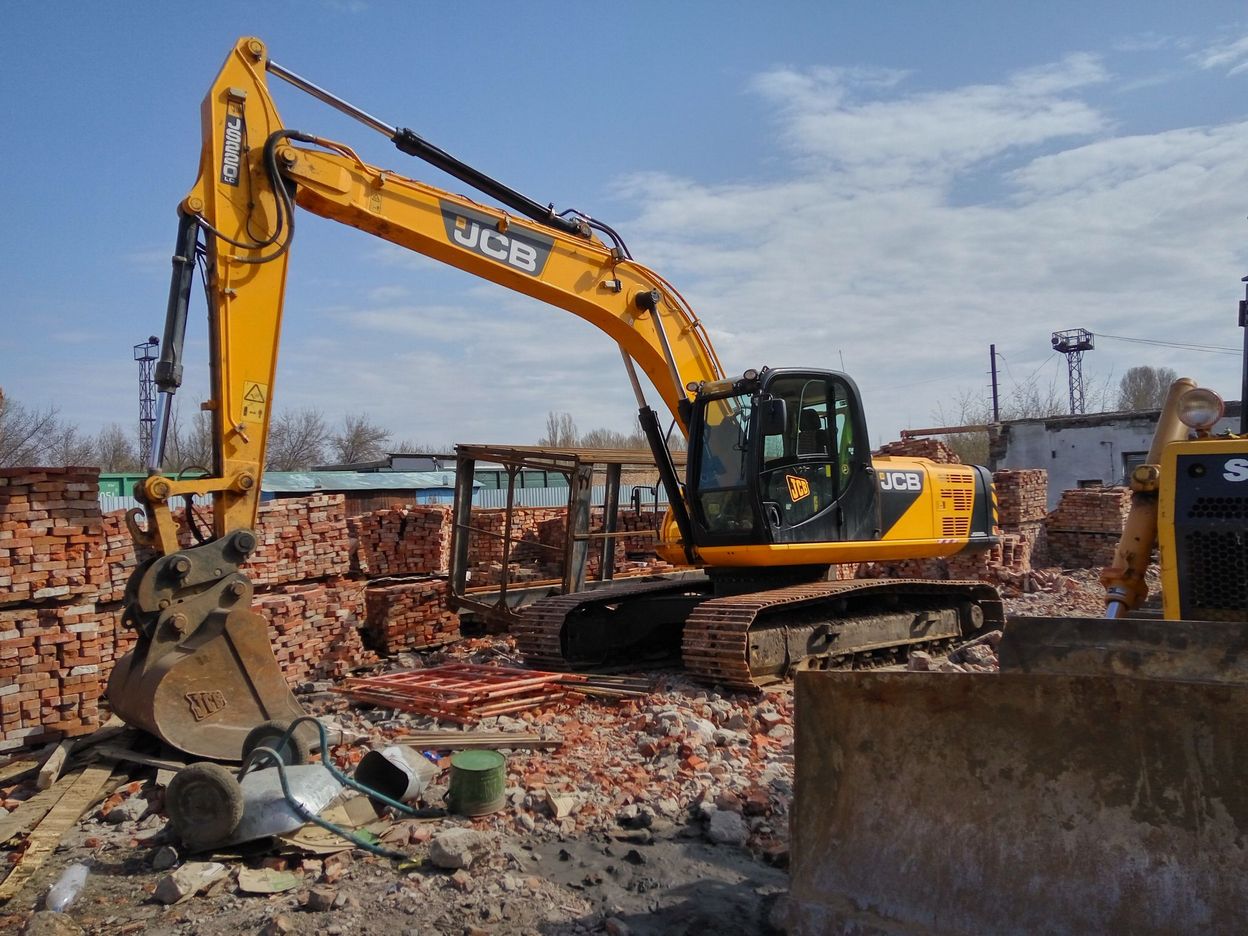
xmin=1092 ymin=332 xmax=1240 ymax=356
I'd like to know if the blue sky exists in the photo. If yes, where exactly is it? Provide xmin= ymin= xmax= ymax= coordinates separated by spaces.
xmin=3 ymin=2 xmax=1248 ymax=452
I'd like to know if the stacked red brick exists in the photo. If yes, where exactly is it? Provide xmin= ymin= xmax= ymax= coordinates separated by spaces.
xmin=253 ymin=580 xmax=375 ymax=682
xmin=467 ymin=507 xmax=564 ymax=585
xmin=992 ymin=468 xmax=1049 ymax=568
xmin=1045 ymin=487 xmax=1132 ymax=567
xmin=246 ymin=493 xmax=352 ymax=586
xmin=363 ymin=577 xmax=460 ymax=654
xmin=0 ymin=468 xmax=104 ymax=752
xmin=350 ymin=504 xmax=451 ymax=576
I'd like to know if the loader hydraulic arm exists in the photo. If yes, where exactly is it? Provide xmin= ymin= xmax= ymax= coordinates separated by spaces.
xmin=136 ymin=36 xmax=723 ymax=559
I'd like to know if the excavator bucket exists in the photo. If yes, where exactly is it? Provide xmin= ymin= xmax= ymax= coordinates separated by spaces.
xmin=107 ymin=606 xmax=307 ymax=762
xmin=105 ymin=532 xmax=307 ymax=762
xmin=788 ymin=622 xmax=1248 ymax=935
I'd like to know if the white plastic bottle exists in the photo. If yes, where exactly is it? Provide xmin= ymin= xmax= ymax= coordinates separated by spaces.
xmin=45 ymin=862 xmax=89 ymax=913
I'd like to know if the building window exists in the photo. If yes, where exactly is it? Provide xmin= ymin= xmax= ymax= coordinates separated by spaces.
xmin=1121 ymin=451 xmax=1148 ymax=485
xmin=1077 ymin=479 xmax=1103 ymax=489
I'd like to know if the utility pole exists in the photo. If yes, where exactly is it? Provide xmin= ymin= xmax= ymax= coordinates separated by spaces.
xmin=1239 ymin=277 xmax=1248 ymax=434
xmin=134 ymin=337 xmax=159 ymax=461
xmin=989 ymin=344 xmax=1000 ymax=423
xmin=1051 ymin=328 xmax=1094 ymax=415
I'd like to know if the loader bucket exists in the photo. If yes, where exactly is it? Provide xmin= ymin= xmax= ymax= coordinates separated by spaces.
xmin=790 ymin=667 xmax=1248 ymax=935
xmin=107 ymin=606 xmax=307 ymax=762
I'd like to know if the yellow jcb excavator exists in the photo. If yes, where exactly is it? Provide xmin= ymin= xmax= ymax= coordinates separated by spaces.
xmin=108 ymin=37 xmax=1004 ymax=760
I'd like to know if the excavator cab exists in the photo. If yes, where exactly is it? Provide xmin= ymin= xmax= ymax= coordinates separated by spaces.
xmin=686 ymin=368 xmax=879 ymax=549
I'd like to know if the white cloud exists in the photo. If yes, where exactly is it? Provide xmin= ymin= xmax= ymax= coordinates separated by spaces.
xmin=745 ymin=55 xmax=1109 ymax=189
xmin=1192 ymin=33 xmax=1248 ymax=75
xmin=611 ymin=56 xmax=1248 ymax=444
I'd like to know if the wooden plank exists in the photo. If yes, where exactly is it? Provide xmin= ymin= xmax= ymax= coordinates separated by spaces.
xmin=392 ymin=732 xmax=561 ymax=751
xmin=0 ymin=756 xmax=43 ymax=786
xmin=0 ymin=763 xmax=114 ymax=903
xmin=88 ymin=744 xmax=188 ymax=774
xmin=0 ymin=772 xmax=79 ymax=845
xmin=35 ymin=738 xmax=76 ymax=791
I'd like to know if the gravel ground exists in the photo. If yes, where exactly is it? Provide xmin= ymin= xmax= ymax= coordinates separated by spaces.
xmin=1 ymin=568 xmax=1112 ymax=936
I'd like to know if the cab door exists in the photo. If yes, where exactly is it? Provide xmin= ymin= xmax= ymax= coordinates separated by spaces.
xmin=758 ymin=373 xmax=878 ymax=545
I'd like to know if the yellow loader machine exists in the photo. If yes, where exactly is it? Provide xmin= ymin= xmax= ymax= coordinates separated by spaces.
xmin=790 ymin=331 xmax=1248 ymax=931
xmin=108 ymin=38 xmax=1004 ymax=760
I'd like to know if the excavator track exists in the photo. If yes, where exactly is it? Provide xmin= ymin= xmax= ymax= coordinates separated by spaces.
xmin=682 ymin=579 xmax=1006 ymax=690
xmin=514 ymin=578 xmax=709 ymax=669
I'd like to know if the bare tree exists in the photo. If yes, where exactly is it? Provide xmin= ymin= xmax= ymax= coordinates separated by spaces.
xmin=1117 ymin=365 xmax=1179 ymax=411
xmin=95 ymin=423 xmax=139 ymax=472
xmin=932 ymin=376 xmax=1079 ymax=465
xmin=44 ymin=424 xmax=97 ymax=467
xmin=0 ymin=390 xmax=60 ymax=467
xmin=330 ymin=413 xmax=390 ymax=464
xmin=163 ymin=405 xmax=214 ymax=473
xmin=266 ymin=407 xmax=327 ymax=471
xmin=538 ymin=411 xmax=578 ymax=447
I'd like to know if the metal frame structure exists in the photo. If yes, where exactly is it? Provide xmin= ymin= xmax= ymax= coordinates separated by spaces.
xmin=448 ymin=444 xmax=695 ymax=631
xmin=1051 ymin=328 xmax=1095 ymax=415
xmin=133 ymin=336 xmax=159 ymax=461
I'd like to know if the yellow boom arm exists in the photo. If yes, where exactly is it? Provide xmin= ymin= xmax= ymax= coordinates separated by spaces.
xmin=135 ymin=36 xmax=722 ymax=555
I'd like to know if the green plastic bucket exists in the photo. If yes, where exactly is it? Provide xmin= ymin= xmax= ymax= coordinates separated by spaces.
xmin=447 ymin=750 xmax=506 ymax=817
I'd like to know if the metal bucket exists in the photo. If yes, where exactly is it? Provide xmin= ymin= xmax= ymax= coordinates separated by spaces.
xmin=355 ymin=745 xmax=439 ymax=804
xmin=446 ymin=750 xmax=506 ymax=816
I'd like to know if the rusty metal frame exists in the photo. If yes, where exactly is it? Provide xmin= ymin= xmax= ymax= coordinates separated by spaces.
xmin=448 ymin=444 xmax=690 ymax=631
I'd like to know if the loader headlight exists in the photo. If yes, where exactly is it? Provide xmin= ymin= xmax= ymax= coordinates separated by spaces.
xmin=1177 ymin=388 xmax=1224 ymax=431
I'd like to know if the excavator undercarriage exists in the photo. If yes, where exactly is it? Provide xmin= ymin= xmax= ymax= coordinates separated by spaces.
xmin=516 ymin=573 xmax=1004 ymax=689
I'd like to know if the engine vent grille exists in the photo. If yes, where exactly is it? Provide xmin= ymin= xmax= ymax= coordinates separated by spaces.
xmin=942 ymin=489 xmax=974 ymax=512
xmin=942 ymin=517 xmax=971 ymax=537
xmin=1189 ymin=496 xmax=1248 ymax=521
xmin=1183 ymin=529 xmax=1248 ymax=620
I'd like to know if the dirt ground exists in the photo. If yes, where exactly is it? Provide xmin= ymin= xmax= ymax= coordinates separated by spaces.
xmin=1 ymin=569 xmax=1110 ymax=936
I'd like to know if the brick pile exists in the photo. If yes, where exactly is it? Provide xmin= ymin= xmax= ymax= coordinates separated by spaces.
xmin=350 ymin=504 xmax=452 ymax=577
xmin=1045 ymin=487 xmax=1132 ymax=568
xmin=0 ymin=468 xmax=105 ymax=753
xmin=96 ymin=602 xmax=136 ymax=694
xmin=246 ymin=494 xmax=351 ymax=587
xmin=98 ymin=511 xmax=137 ymax=604
xmin=0 ymin=467 xmax=104 ymax=606
xmin=363 ymin=577 xmax=460 ymax=654
xmin=993 ymin=468 xmax=1049 ymax=567
xmin=467 ymin=508 xmax=564 ymax=586
xmin=0 ymin=603 xmax=101 ymax=752
xmin=253 ymin=579 xmax=377 ymax=683
xmin=874 ymin=438 xmax=961 ymax=464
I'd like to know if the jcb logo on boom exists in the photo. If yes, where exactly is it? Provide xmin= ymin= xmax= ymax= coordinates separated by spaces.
xmin=879 ymin=470 xmax=923 ymax=492
xmin=440 ymin=202 xmax=554 ymax=277
xmin=219 ymin=114 xmax=243 ymax=187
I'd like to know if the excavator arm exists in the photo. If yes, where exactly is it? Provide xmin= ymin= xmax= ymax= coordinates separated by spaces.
xmin=137 ymin=35 xmax=722 ymax=555
xmin=110 ymin=36 xmax=723 ymax=759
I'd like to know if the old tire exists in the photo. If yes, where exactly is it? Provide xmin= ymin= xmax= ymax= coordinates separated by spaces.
xmin=241 ymin=719 xmax=311 ymax=767
xmin=166 ymin=762 xmax=243 ymax=851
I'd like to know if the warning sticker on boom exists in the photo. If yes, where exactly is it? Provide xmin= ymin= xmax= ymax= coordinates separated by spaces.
xmin=242 ymin=381 xmax=268 ymax=422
